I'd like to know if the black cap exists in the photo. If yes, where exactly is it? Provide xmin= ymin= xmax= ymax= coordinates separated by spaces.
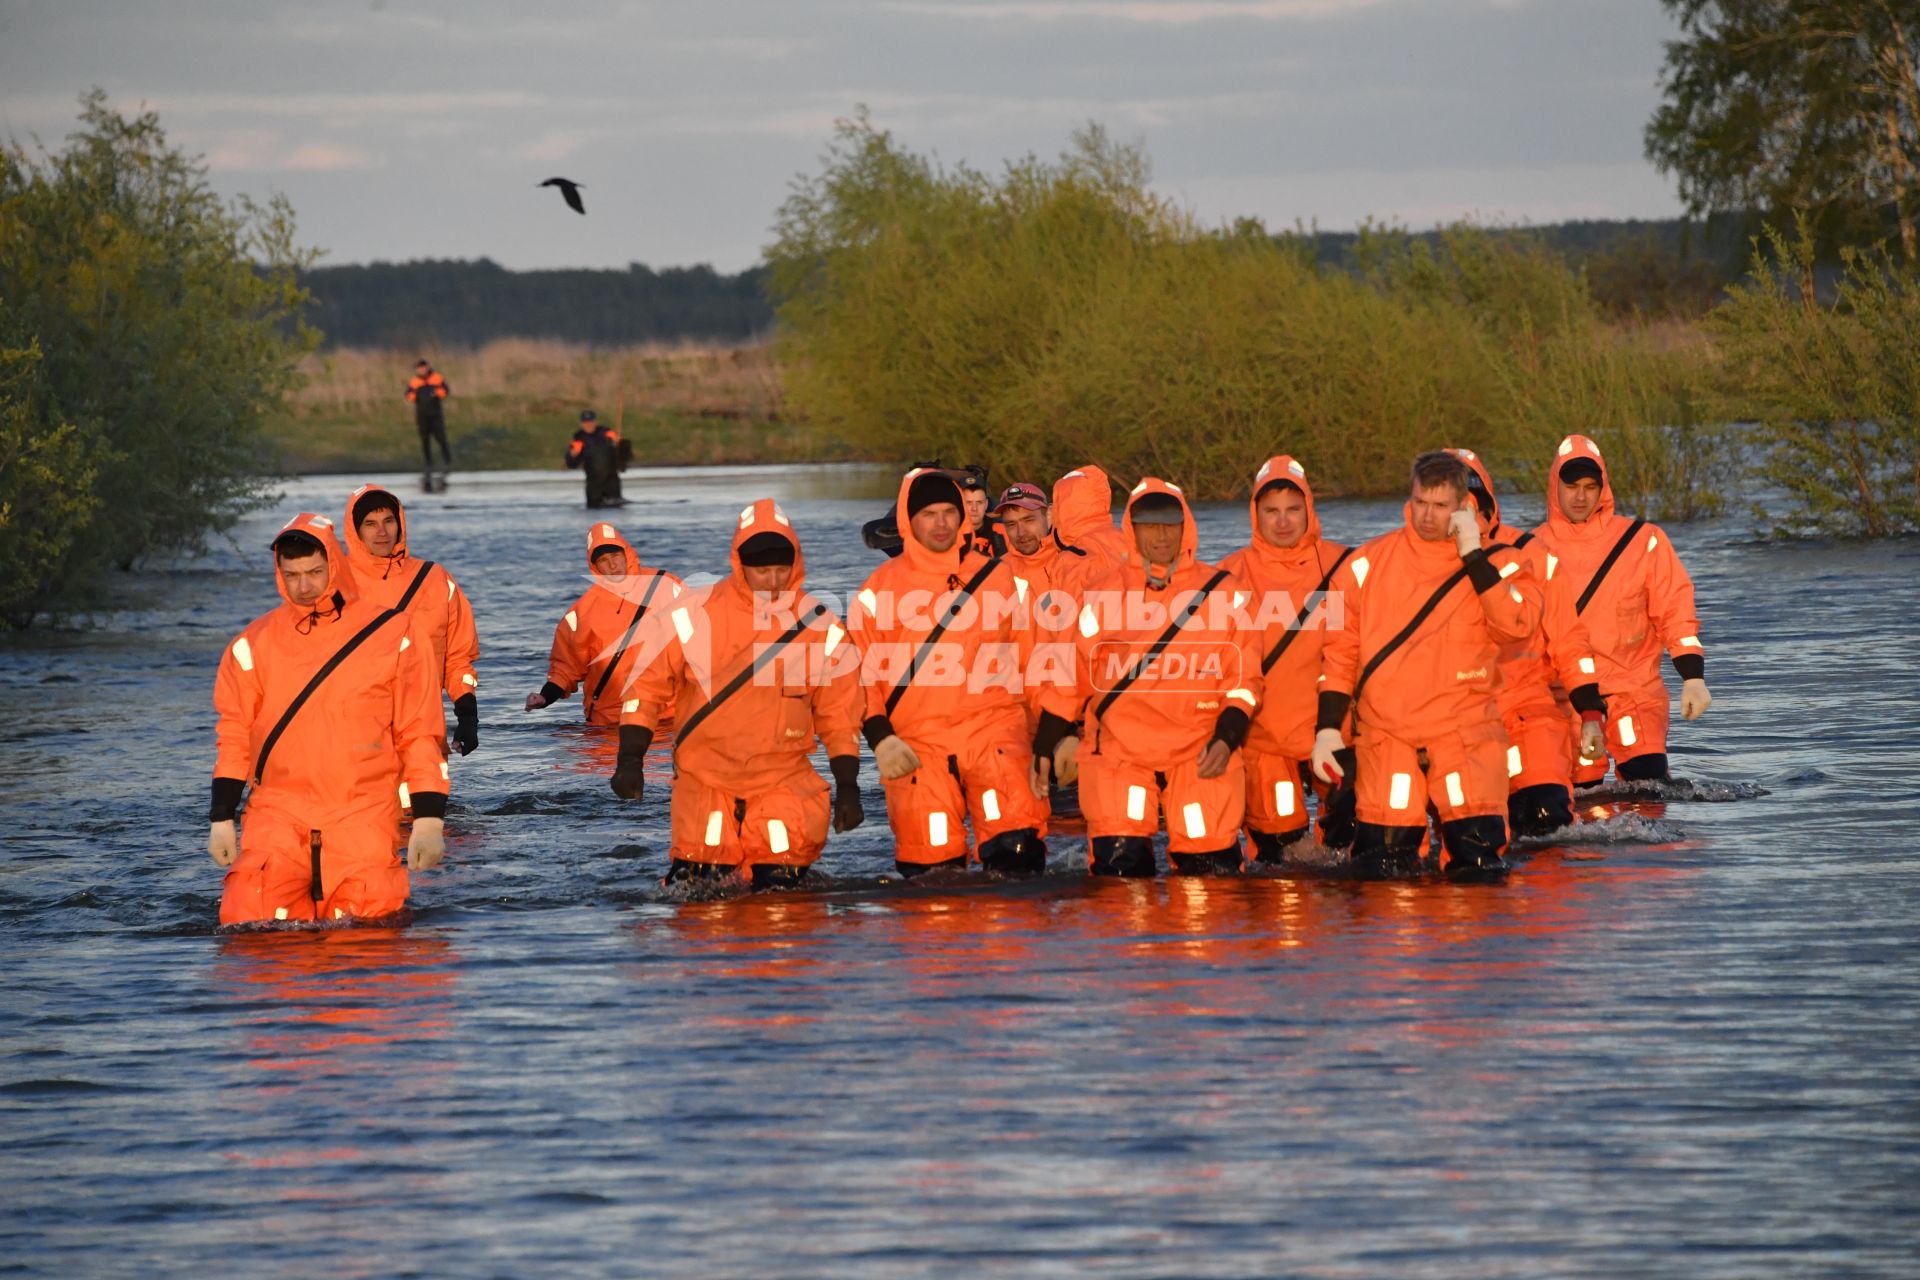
xmin=738 ymin=531 xmax=797 ymax=567
xmin=1559 ymin=457 xmax=1603 ymax=485
xmin=955 ymin=464 xmax=989 ymax=492
xmin=906 ymin=471 xmax=963 ymax=518
xmin=580 ymin=409 xmax=598 ymax=423
xmin=590 ymin=543 xmax=624 ymax=561
xmin=1254 ymin=477 xmax=1304 ymax=503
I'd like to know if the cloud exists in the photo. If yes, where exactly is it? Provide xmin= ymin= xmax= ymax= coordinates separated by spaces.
xmin=881 ymin=0 xmax=1389 ymax=23
xmin=204 ymin=131 xmax=380 ymax=173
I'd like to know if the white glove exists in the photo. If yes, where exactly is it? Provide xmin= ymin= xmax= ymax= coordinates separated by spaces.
xmin=1680 ymin=678 xmax=1712 ymax=721
xmin=874 ymin=735 xmax=921 ymax=781
xmin=208 ymin=820 xmax=238 ymax=868
xmin=1310 ymin=727 xmax=1347 ymax=784
xmin=407 ymin=817 xmax=445 ymax=870
xmin=1579 ymin=718 xmax=1606 ymax=762
xmin=1448 ymin=508 xmax=1482 ymax=557
xmin=1054 ymin=735 xmax=1080 ymax=787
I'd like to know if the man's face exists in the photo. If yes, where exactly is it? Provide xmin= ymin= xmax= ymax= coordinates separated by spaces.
xmin=962 ymin=490 xmax=988 ymax=527
xmin=1133 ymin=520 xmax=1183 ymax=566
xmin=279 ymin=552 xmax=330 ymax=607
xmin=591 ymin=548 xmax=628 ymax=577
xmin=1559 ymin=476 xmax=1603 ymax=523
xmin=1000 ymin=504 xmax=1050 ymax=556
xmin=1410 ymin=482 xmax=1468 ymax=543
xmin=743 ymin=562 xmax=795 ymax=594
xmin=1255 ymin=486 xmax=1309 ymax=549
xmin=358 ymin=507 xmax=400 ymax=558
xmin=910 ymin=502 xmax=962 ymax=553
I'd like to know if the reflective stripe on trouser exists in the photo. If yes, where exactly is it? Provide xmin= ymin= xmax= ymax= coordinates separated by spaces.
xmin=668 ymin=768 xmax=831 ymax=869
xmin=1572 ymin=689 xmax=1672 ymax=785
xmin=1353 ymin=720 xmax=1507 ymax=829
xmin=220 ymin=805 xmax=409 ymax=926
xmin=1242 ymin=748 xmax=1314 ymax=838
xmin=881 ymin=734 xmax=1046 ymax=866
xmin=1080 ymin=749 xmax=1246 ymax=855
xmin=1503 ymin=704 xmax=1576 ymax=794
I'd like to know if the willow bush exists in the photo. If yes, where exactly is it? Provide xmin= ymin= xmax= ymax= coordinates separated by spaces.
xmin=768 ymin=115 xmax=1711 ymax=510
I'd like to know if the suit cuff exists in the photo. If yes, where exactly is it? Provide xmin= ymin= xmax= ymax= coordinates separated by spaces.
xmin=1672 ymin=653 xmax=1705 ymax=682
xmin=1316 ymin=691 xmax=1352 ymax=733
xmin=1568 ymin=682 xmax=1607 ymax=717
xmin=862 ymin=716 xmax=895 ymax=751
xmin=829 ymin=755 xmax=859 ymax=788
xmin=1462 ymin=549 xmax=1502 ymax=593
xmin=1209 ymin=706 xmax=1250 ymax=751
xmin=209 ymin=777 xmax=245 ymax=822
xmin=1031 ymin=710 xmax=1074 ymax=763
xmin=453 ymin=693 xmax=478 ymax=723
xmin=617 ymin=724 xmax=654 ymax=763
xmin=539 ymin=681 xmax=569 ymax=705
xmin=411 ymin=791 xmax=448 ymax=820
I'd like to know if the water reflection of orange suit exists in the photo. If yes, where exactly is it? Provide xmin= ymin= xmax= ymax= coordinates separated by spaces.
xmin=1317 ymin=500 xmax=1542 ymax=877
xmin=1449 ymin=449 xmax=1607 ymax=835
xmin=1531 ymin=435 xmax=1705 ymax=785
xmin=619 ymin=499 xmax=862 ymax=885
xmin=537 ymin=521 xmax=683 ymax=726
xmin=1035 ymin=480 xmax=1265 ymax=877
xmin=1217 ymin=456 xmax=1351 ymax=862
xmin=851 ymin=469 xmax=1048 ymax=876
xmin=212 ymin=514 xmax=447 ymax=925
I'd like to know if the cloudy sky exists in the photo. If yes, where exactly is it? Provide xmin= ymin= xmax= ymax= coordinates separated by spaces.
xmin=0 ymin=0 xmax=1685 ymax=273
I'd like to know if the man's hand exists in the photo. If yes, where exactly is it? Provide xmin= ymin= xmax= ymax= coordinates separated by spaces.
xmin=452 ymin=694 xmax=479 ymax=756
xmin=874 ymin=735 xmax=920 ymax=782
xmin=1311 ymin=727 xmax=1347 ymax=784
xmin=1448 ymin=507 xmax=1482 ymax=558
xmin=830 ymin=755 xmax=864 ymax=833
xmin=1029 ymin=754 xmax=1052 ymax=801
xmin=1053 ymin=734 xmax=1080 ymax=787
xmin=1579 ymin=717 xmax=1606 ymax=762
xmin=1196 ymin=738 xmax=1233 ymax=779
xmin=610 ymin=756 xmax=645 ymax=800
xmin=1680 ymin=677 xmax=1712 ymax=720
xmin=208 ymin=820 xmax=238 ymax=868
xmin=407 ymin=817 xmax=445 ymax=870
xmin=524 ymin=690 xmax=548 ymax=712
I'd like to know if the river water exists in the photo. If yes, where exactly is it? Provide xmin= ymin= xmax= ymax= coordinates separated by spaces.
xmin=2 ymin=465 xmax=1916 ymax=1278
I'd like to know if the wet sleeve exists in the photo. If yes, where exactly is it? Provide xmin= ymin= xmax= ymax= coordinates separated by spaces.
xmin=847 ymin=576 xmax=898 ymax=733
xmin=810 ymin=613 xmax=863 ymax=760
xmin=1317 ymin=558 xmax=1363 ymax=698
xmin=1646 ymin=525 xmax=1704 ymax=670
xmin=441 ymin=573 xmax=480 ymax=704
xmin=547 ymin=601 xmax=587 ymax=696
xmin=392 ymin=615 xmax=450 ymax=800
xmin=212 ymin=632 xmax=263 ymax=784
xmin=616 ymin=615 xmax=683 ymax=735
xmin=1473 ymin=549 xmax=1543 ymax=644
xmin=1540 ymin=571 xmax=1601 ymax=695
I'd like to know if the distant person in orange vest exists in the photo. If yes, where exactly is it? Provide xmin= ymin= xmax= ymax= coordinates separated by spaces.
xmin=406 ymin=359 xmax=451 ymax=473
xmin=565 ymin=409 xmax=632 ymax=508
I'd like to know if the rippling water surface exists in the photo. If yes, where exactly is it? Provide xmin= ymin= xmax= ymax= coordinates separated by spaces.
xmin=3 ymin=466 xmax=1916 ymax=1278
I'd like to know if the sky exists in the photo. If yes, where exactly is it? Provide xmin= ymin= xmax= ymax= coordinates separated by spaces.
xmin=0 ymin=0 xmax=1687 ymax=274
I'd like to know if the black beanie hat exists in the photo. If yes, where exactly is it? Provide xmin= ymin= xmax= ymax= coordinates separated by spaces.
xmin=352 ymin=490 xmax=401 ymax=529
xmin=738 ymin=531 xmax=797 ymax=567
xmin=1559 ymin=457 xmax=1604 ymax=485
xmin=906 ymin=471 xmax=963 ymax=519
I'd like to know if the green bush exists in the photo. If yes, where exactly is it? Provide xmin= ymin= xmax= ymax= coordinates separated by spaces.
xmin=0 ymin=91 xmax=317 ymax=621
xmin=768 ymin=115 xmax=1714 ymax=510
xmin=0 ymin=337 xmax=105 ymax=627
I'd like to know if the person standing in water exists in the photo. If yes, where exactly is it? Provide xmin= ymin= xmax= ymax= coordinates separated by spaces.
xmin=528 ymin=522 xmax=683 ymax=725
xmin=565 ymin=410 xmax=632 ymax=509
xmin=406 ymin=359 xmax=452 ymax=479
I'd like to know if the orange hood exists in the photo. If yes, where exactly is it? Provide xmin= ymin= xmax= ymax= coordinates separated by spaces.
xmin=342 ymin=482 xmax=417 ymax=582
xmin=727 ymin=497 xmax=807 ymax=608
xmin=1545 ymin=433 xmax=1617 ymax=528
xmin=271 ymin=511 xmax=354 ymax=612
xmin=1052 ymin=464 xmax=1118 ymax=549
xmin=1447 ymin=446 xmax=1505 ymax=532
xmin=583 ymin=519 xmax=664 ymax=606
xmin=1120 ymin=477 xmax=1198 ymax=575
xmin=893 ymin=466 xmax=968 ymax=577
xmin=1241 ymin=454 xmax=1325 ymax=571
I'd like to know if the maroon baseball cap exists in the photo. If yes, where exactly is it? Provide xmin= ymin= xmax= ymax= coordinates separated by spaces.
xmin=997 ymin=482 xmax=1048 ymax=512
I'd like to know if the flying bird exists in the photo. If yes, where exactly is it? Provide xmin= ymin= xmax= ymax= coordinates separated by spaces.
xmin=540 ymin=177 xmax=586 ymax=215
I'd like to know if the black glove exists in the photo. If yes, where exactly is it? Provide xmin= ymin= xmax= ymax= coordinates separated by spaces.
xmin=452 ymin=694 xmax=479 ymax=756
xmin=610 ymin=725 xmax=653 ymax=800
xmin=829 ymin=755 xmax=864 ymax=833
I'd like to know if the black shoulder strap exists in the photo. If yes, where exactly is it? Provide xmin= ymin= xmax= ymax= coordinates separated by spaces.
xmin=1260 ymin=547 xmax=1353 ymax=675
xmin=672 ymin=603 xmax=830 ymax=752
xmin=1351 ymin=542 xmax=1513 ymax=707
xmin=1513 ymin=530 xmax=1535 ymax=549
xmin=584 ymin=572 xmax=667 ymax=716
xmin=1574 ymin=518 xmax=1646 ymax=615
xmin=883 ymin=556 xmax=1004 ymax=717
xmin=252 ymin=609 xmax=401 ymax=785
xmin=395 ymin=559 xmax=436 ymax=612
xmin=1092 ymin=569 xmax=1231 ymax=723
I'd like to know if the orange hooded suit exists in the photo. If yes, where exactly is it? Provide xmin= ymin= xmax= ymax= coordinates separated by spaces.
xmin=538 ymin=521 xmax=683 ymax=725
xmin=1530 ymin=434 xmax=1705 ymax=783
xmin=1050 ymin=465 xmax=1131 ymax=573
xmin=342 ymin=484 xmax=480 ymax=752
xmin=1450 ymin=448 xmax=1608 ymax=832
xmin=210 ymin=513 xmax=448 ymax=925
xmin=1316 ymin=477 xmax=1544 ymax=875
xmin=1217 ymin=456 xmax=1351 ymax=860
xmin=850 ymin=468 xmax=1048 ymax=875
xmin=616 ymin=499 xmax=862 ymax=881
xmin=1034 ymin=479 xmax=1265 ymax=876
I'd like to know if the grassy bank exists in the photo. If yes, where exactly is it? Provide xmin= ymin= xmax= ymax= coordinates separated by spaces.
xmin=267 ymin=339 xmax=855 ymax=473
